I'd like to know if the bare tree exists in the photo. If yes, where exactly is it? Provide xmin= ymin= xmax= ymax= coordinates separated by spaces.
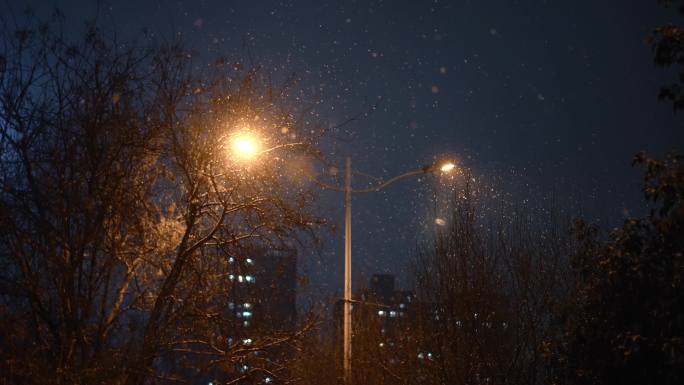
xmin=411 ymin=170 xmax=573 ymax=385
xmin=0 ymin=14 xmax=325 ymax=385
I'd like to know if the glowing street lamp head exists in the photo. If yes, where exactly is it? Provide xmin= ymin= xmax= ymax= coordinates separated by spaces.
xmin=422 ymin=160 xmax=457 ymax=174
xmin=231 ymin=133 xmax=260 ymax=160
xmin=440 ymin=162 xmax=456 ymax=173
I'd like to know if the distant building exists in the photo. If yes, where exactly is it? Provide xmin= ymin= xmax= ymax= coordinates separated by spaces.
xmin=227 ymin=246 xmax=297 ymax=335
xmin=369 ymin=274 xmax=395 ymax=303
xmin=202 ymin=245 xmax=298 ymax=385
xmin=331 ymin=273 xmax=443 ymax=382
xmin=333 ymin=273 xmax=418 ymax=353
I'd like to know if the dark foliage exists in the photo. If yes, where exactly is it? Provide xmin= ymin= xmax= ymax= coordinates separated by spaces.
xmin=653 ymin=1 xmax=684 ymax=111
xmin=547 ymin=153 xmax=684 ymax=385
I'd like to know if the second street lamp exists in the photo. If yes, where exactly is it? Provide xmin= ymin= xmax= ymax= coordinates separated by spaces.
xmin=314 ymin=156 xmax=455 ymax=385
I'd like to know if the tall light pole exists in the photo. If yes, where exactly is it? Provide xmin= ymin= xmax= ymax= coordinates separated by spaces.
xmin=343 ymin=157 xmax=352 ymax=385
xmin=336 ymin=157 xmax=455 ymax=385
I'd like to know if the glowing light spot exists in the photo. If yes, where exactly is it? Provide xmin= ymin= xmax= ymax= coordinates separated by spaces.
xmin=440 ymin=162 xmax=455 ymax=173
xmin=231 ymin=133 xmax=260 ymax=159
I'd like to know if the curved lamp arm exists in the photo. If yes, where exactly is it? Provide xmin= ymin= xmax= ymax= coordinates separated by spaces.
xmin=309 ymin=161 xmax=451 ymax=194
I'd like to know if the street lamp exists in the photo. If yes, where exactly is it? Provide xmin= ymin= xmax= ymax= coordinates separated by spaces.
xmin=315 ymin=156 xmax=455 ymax=385
xmin=440 ymin=161 xmax=456 ymax=173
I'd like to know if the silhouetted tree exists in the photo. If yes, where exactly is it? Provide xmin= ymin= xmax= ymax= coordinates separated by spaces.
xmin=547 ymin=153 xmax=684 ymax=385
xmin=653 ymin=0 xmax=684 ymax=111
xmin=410 ymin=171 xmax=573 ymax=385
xmin=0 ymin=13 xmax=324 ymax=385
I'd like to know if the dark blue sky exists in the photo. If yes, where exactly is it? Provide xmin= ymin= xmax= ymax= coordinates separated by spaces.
xmin=14 ymin=0 xmax=684 ymax=298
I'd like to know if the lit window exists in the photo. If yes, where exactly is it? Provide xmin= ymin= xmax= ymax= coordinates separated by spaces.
xmin=245 ymin=275 xmax=255 ymax=283
xmin=243 ymin=320 xmax=250 ymax=327
xmin=243 ymin=338 xmax=252 ymax=345
xmin=264 ymin=377 xmax=273 ymax=384
xmin=228 ymin=256 xmax=235 ymax=263
xmin=242 ymin=311 xmax=252 ymax=318
xmin=377 ymin=310 xmax=386 ymax=317
xmin=244 ymin=302 xmax=252 ymax=309
xmin=246 ymin=258 xmax=254 ymax=265
xmin=379 ymin=342 xmax=385 ymax=347
xmin=389 ymin=310 xmax=397 ymax=318
xmin=228 ymin=302 xmax=235 ymax=309
xmin=229 ymin=274 xmax=235 ymax=281
xmin=418 ymin=352 xmax=424 ymax=359
xmin=399 ymin=303 xmax=406 ymax=309
xmin=238 ymin=275 xmax=244 ymax=283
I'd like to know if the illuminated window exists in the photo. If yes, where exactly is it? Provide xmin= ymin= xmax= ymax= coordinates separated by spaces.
xmin=228 ymin=302 xmax=235 ymax=309
xmin=229 ymin=274 xmax=235 ymax=281
xmin=243 ymin=320 xmax=250 ymax=327
xmin=244 ymin=302 xmax=252 ymax=309
xmin=243 ymin=338 xmax=252 ymax=346
xmin=242 ymin=311 xmax=252 ymax=318
xmin=245 ymin=275 xmax=255 ymax=283
xmin=246 ymin=258 xmax=254 ymax=265
xmin=228 ymin=256 xmax=235 ymax=263
xmin=389 ymin=310 xmax=397 ymax=318
xmin=377 ymin=310 xmax=386 ymax=317
xmin=238 ymin=275 xmax=244 ymax=283
xmin=399 ymin=303 xmax=406 ymax=309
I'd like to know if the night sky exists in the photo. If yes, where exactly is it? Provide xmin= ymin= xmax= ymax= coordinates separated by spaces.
xmin=14 ymin=0 xmax=684 ymax=300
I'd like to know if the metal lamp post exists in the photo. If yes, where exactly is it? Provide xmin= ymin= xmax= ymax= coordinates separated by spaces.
xmin=335 ymin=157 xmax=455 ymax=385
